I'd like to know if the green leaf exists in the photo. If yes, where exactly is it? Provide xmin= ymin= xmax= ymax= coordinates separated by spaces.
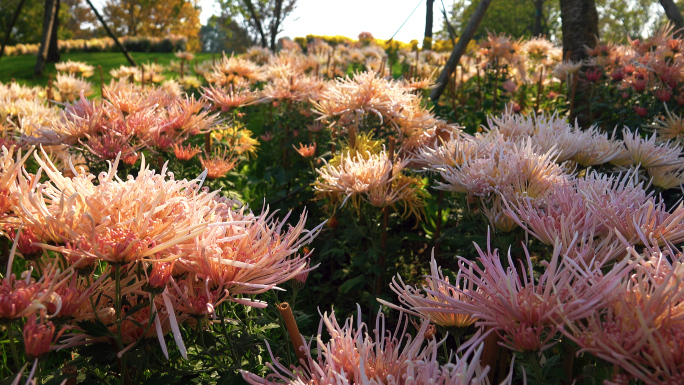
xmin=339 ymin=275 xmax=365 ymax=293
xmin=76 ymin=319 xmax=114 ymax=338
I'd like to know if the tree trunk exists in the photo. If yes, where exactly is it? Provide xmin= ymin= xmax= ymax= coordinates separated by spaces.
xmin=424 ymin=0 xmax=434 ymax=50
xmin=430 ymin=0 xmax=492 ymax=102
xmin=659 ymin=0 xmax=684 ymax=38
xmin=242 ymin=0 xmax=268 ymax=48
xmin=0 ymin=0 xmax=28 ymax=62
xmin=560 ymin=0 xmax=598 ymax=62
xmin=560 ymin=0 xmax=599 ymax=127
xmin=47 ymin=0 xmax=61 ymax=63
xmin=270 ymin=0 xmax=284 ymax=51
xmin=35 ymin=0 xmax=59 ymax=75
xmin=533 ymin=0 xmax=543 ymax=36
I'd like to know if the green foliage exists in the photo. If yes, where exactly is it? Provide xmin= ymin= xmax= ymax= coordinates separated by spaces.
xmin=439 ymin=0 xmax=561 ymax=41
xmin=0 ymin=0 xmax=48 ymax=45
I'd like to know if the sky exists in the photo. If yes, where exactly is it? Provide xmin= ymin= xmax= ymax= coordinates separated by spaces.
xmin=198 ymin=0 xmax=442 ymax=44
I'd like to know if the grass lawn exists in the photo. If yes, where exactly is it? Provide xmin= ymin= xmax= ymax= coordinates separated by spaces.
xmin=0 ymin=51 xmax=218 ymax=98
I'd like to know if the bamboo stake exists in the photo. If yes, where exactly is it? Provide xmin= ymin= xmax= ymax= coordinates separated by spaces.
xmin=277 ymin=302 xmax=308 ymax=368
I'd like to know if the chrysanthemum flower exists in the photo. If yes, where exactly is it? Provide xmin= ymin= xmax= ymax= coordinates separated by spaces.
xmin=23 ymin=313 xmax=63 ymax=359
xmin=552 ymin=60 xmax=582 ymax=81
xmin=561 ymin=246 xmax=684 ymax=385
xmin=504 ymin=184 xmax=598 ymax=249
xmin=177 ymin=207 xmax=322 ymax=303
xmin=174 ymin=51 xmax=195 ymax=61
xmin=241 ymin=307 xmax=497 ymax=385
xmin=572 ymin=126 xmax=625 ymax=167
xmin=0 ymin=145 xmax=31 ymax=218
xmin=314 ymin=149 xmax=420 ymax=213
xmin=293 ymin=143 xmax=316 ymax=158
xmin=622 ymin=128 xmax=682 ymax=169
xmin=173 ymin=143 xmax=202 ymax=161
xmin=652 ymin=104 xmax=684 ymax=144
xmin=436 ymin=139 xmax=569 ymax=204
xmin=441 ymin=237 xmax=606 ymax=352
xmin=379 ymin=253 xmax=477 ymax=330
xmin=205 ymin=54 xmax=265 ymax=85
xmin=18 ymin=150 xmax=211 ymax=264
xmin=200 ymin=148 xmax=236 ymax=179
xmin=201 ymin=83 xmax=263 ymax=111
xmin=55 ymin=60 xmax=94 ymax=77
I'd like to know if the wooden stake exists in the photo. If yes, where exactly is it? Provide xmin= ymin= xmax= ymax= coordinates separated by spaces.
xmin=47 ymin=73 xmax=53 ymax=105
xmin=204 ymin=133 xmax=211 ymax=154
xmin=348 ymin=125 xmax=357 ymax=150
xmin=277 ymin=302 xmax=308 ymax=368
xmin=481 ymin=328 xmax=501 ymax=384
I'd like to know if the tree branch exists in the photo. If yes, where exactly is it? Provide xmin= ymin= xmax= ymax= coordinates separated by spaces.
xmin=430 ymin=0 xmax=492 ymax=102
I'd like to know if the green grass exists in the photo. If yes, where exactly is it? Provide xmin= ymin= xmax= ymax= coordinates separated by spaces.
xmin=0 ymin=51 xmax=218 ymax=98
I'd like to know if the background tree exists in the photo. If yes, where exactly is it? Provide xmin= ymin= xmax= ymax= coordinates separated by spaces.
xmin=35 ymin=0 xmax=59 ymax=74
xmin=425 ymin=0 xmax=434 ymax=50
xmin=597 ymin=0 xmax=664 ymax=41
xmin=659 ymin=0 xmax=684 ymax=37
xmin=0 ymin=0 xmax=47 ymax=45
xmin=219 ymin=0 xmax=296 ymax=51
xmin=199 ymin=13 xmax=252 ymax=53
xmin=103 ymin=0 xmax=201 ymax=50
xmin=61 ymin=0 xmax=96 ymax=39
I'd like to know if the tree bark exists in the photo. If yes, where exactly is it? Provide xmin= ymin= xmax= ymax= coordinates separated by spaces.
xmin=560 ymin=0 xmax=598 ymax=62
xmin=35 ymin=0 xmax=59 ymax=75
xmin=47 ymin=0 xmax=61 ymax=63
xmin=424 ymin=0 xmax=434 ymax=49
xmin=659 ymin=0 xmax=684 ymax=38
xmin=429 ymin=0 xmax=492 ymax=102
xmin=242 ymin=0 xmax=268 ymax=48
xmin=0 ymin=0 xmax=28 ymax=62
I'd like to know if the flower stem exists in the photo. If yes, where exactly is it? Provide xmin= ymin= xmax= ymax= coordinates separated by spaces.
xmin=113 ymin=263 xmax=126 ymax=385
xmin=7 ymin=321 xmax=21 ymax=372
